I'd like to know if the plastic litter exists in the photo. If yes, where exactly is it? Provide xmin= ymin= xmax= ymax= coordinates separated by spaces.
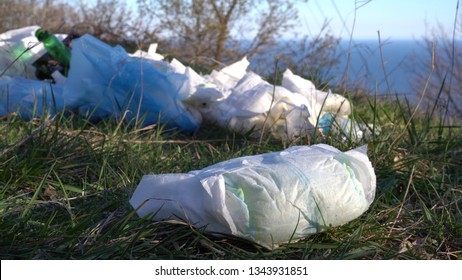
xmin=1 ymin=29 xmax=201 ymax=132
xmin=185 ymin=61 xmax=368 ymax=141
xmin=1 ymin=27 xmax=378 ymax=248
xmin=0 ymin=26 xmax=46 ymax=79
xmin=130 ymin=143 xmax=376 ymax=248
xmin=0 ymin=76 xmax=63 ymax=119
xmin=1 ymin=26 xmax=373 ymax=139
xmin=62 ymin=34 xmax=201 ymax=131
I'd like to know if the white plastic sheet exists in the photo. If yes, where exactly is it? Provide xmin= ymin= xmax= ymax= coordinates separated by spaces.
xmin=130 ymin=144 xmax=376 ymax=248
xmin=0 ymin=26 xmax=43 ymax=79
xmin=0 ymin=25 xmax=65 ymax=79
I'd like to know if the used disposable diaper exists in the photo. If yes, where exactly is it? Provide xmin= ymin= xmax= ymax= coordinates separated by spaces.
xmin=130 ymin=144 xmax=376 ymax=248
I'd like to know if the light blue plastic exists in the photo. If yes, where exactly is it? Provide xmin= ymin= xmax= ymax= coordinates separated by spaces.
xmin=0 ymin=76 xmax=63 ymax=119
xmin=63 ymin=35 xmax=200 ymax=132
xmin=0 ymin=34 xmax=200 ymax=132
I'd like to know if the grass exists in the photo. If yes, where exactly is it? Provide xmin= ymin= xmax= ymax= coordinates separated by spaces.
xmin=0 ymin=88 xmax=461 ymax=260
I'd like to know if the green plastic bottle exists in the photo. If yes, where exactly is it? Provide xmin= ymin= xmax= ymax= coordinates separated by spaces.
xmin=35 ymin=28 xmax=71 ymax=69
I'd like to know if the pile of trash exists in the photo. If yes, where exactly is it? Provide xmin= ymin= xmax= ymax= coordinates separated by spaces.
xmin=0 ymin=26 xmax=370 ymax=141
xmin=1 ymin=26 xmax=377 ymax=248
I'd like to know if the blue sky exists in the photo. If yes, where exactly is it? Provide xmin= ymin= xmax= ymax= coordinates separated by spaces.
xmin=298 ymin=0 xmax=458 ymax=40
xmin=78 ymin=0 xmax=458 ymax=41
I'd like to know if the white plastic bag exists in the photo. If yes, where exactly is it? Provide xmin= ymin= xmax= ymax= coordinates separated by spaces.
xmin=0 ymin=25 xmax=64 ymax=79
xmin=130 ymin=144 xmax=376 ymax=248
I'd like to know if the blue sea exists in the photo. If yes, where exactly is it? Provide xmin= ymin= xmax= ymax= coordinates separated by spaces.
xmin=248 ymin=39 xmax=434 ymax=101
xmin=333 ymin=39 xmax=427 ymax=96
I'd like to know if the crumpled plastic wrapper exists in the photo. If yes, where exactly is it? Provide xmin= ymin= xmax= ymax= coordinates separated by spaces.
xmin=130 ymin=144 xmax=376 ymax=248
